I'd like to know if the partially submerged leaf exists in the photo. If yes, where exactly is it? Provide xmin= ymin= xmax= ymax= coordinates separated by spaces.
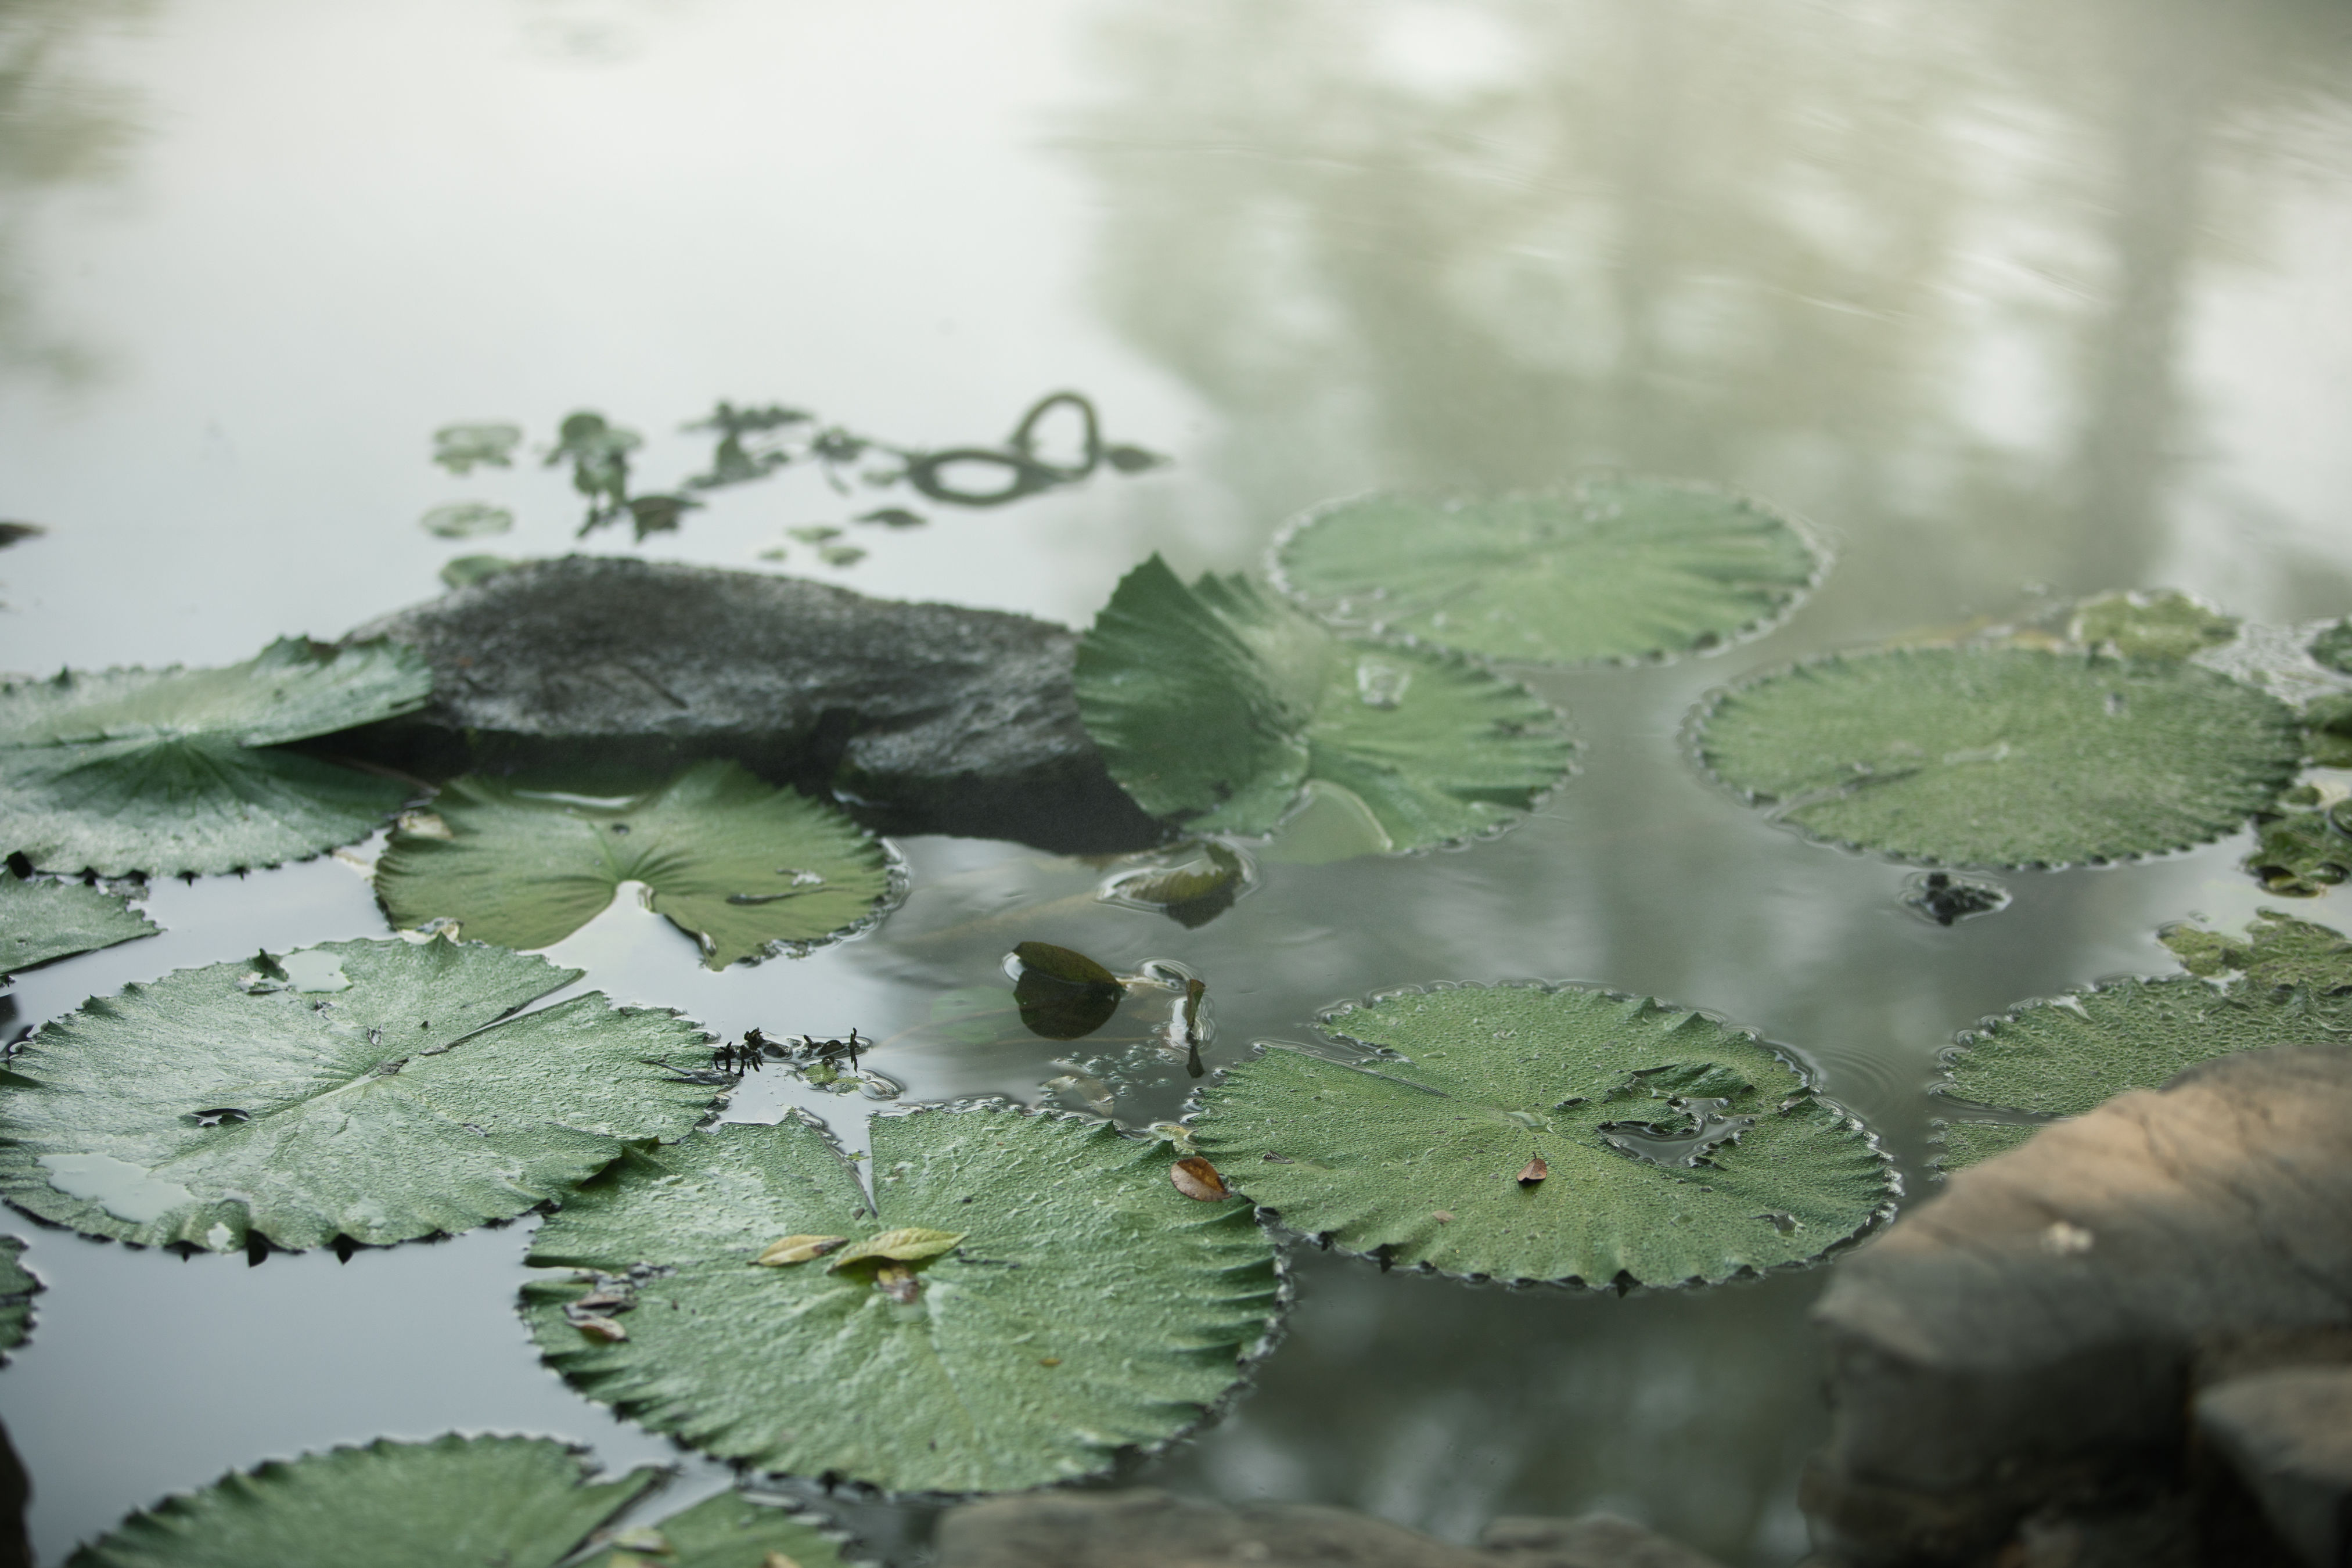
xmin=1933 ymin=912 xmax=2352 ymax=1168
xmin=0 ymin=870 xmax=157 ymax=976
xmin=522 ymin=1107 xmax=1282 ymax=1493
xmin=1188 ymin=983 xmax=1894 ymax=1287
xmin=0 ymin=1234 xmax=38 ymax=1361
xmin=0 ymin=938 xmax=723 ymax=1251
xmin=824 ymin=1225 xmax=966 ymax=1268
xmin=1099 ymin=842 xmax=1252 ymax=928
xmin=375 ymin=760 xmax=899 ymax=969
xmin=1010 ymin=942 xmax=1124 ymax=1040
xmin=2067 ymin=589 xmax=2239 ymax=661
xmin=1075 ymin=556 xmax=1572 ymax=851
xmin=0 ymin=638 xmax=433 ymax=876
xmin=1695 ymin=646 xmax=2302 ymax=866
xmin=1271 ymin=478 xmax=1822 ymax=666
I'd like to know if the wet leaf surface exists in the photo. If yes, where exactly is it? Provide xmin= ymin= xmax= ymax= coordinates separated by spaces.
xmin=375 ymin=760 xmax=898 ymax=969
xmin=0 ymin=869 xmax=157 ymax=976
xmin=522 ymin=1106 xmax=1280 ymax=1493
xmin=1933 ymin=911 xmax=2352 ymax=1168
xmin=1075 ymin=555 xmax=1573 ymax=851
xmin=0 ymin=638 xmax=433 ymax=877
xmin=0 ymin=1233 xmax=38 ymax=1361
xmin=1189 ymin=983 xmax=1893 ymax=1287
xmin=1272 ymin=479 xmax=1821 ymax=667
xmin=0 ymin=937 xmax=722 ymax=1251
xmin=1695 ymin=645 xmax=2302 ymax=866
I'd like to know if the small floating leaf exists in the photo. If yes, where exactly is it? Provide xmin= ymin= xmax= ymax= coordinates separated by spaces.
xmin=440 ymin=553 xmax=521 ymax=590
xmin=1011 ymin=941 xmax=1124 ymax=1040
xmin=2067 ymin=589 xmax=2239 ymax=661
xmin=0 ymin=938 xmax=722 ymax=1251
xmin=1695 ymin=645 xmax=2302 ymax=866
xmin=522 ymin=1107 xmax=1282 ymax=1493
xmin=419 ymin=501 xmax=515 ymax=539
xmin=1099 ymin=843 xmax=1251 ymax=929
xmin=756 ymin=1234 xmax=848 ymax=1266
xmin=0 ymin=869 xmax=157 ymax=976
xmin=0 ymin=637 xmax=433 ymax=877
xmin=1271 ymin=478 xmax=1822 ymax=667
xmin=824 ymin=1226 xmax=966 ymax=1268
xmin=1168 ymin=1156 xmax=1230 ymax=1202
xmin=375 ymin=760 xmax=898 ymax=969
xmin=431 ymin=422 xmax=523 ymax=474
xmin=1933 ymin=911 xmax=2352 ymax=1168
xmin=1189 ymin=983 xmax=1893 ymax=1287
xmin=1075 ymin=556 xmax=1572 ymax=851
xmin=0 ymin=1234 xmax=39 ymax=1360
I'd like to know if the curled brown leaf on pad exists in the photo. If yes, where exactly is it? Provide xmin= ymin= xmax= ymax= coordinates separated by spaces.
xmin=1170 ymin=1156 xmax=1230 ymax=1201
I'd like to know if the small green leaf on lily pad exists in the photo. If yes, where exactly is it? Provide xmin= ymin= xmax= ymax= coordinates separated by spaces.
xmin=1932 ymin=911 xmax=2352 ymax=1168
xmin=0 ymin=1234 xmax=39 ymax=1360
xmin=1694 ymin=645 xmax=2303 ymax=866
xmin=1075 ymin=556 xmax=1572 ymax=850
xmin=1270 ymin=478 xmax=1823 ymax=666
xmin=522 ymin=1106 xmax=1281 ymax=1493
xmin=2308 ymin=618 xmax=2352 ymax=677
xmin=0 ymin=869 xmax=157 ymax=976
xmin=1188 ymin=983 xmax=1894 ymax=1288
xmin=1 ymin=638 xmax=432 ymax=876
xmin=824 ymin=1225 xmax=966 ymax=1268
xmin=2068 ymin=589 xmax=2239 ymax=661
xmin=0 ymin=937 xmax=724 ymax=1251
xmin=755 ymin=1234 xmax=848 ymax=1266
xmin=375 ymin=760 xmax=901 ymax=969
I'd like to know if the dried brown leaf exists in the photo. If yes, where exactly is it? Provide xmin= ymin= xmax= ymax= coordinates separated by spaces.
xmin=1170 ymin=1156 xmax=1230 ymax=1202
xmin=1516 ymin=1156 xmax=1549 ymax=1186
xmin=756 ymin=1234 xmax=849 ymax=1267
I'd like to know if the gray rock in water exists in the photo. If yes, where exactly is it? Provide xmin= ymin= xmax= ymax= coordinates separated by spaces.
xmin=2197 ymin=1366 xmax=2352 ymax=1568
xmin=1803 ymin=1045 xmax=2352 ymax=1566
xmin=931 ymin=1489 xmax=1727 ymax=1568
xmin=334 ymin=556 xmax=1164 ymax=853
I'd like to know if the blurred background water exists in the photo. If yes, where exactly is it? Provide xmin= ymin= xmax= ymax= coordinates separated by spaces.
xmin=1 ymin=2 xmax=2349 ymax=1562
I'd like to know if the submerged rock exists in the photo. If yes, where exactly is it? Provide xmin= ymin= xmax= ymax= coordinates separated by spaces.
xmin=333 ymin=557 xmax=1163 ymax=853
xmin=931 ymin=1489 xmax=1727 ymax=1568
xmin=1803 ymin=1045 xmax=2352 ymax=1566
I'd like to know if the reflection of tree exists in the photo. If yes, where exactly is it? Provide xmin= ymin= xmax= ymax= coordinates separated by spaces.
xmin=0 ymin=0 xmax=150 ymax=380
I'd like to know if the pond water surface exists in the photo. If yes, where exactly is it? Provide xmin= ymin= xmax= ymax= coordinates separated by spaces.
xmin=3 ymin=3 xmax=2351 ymax=1563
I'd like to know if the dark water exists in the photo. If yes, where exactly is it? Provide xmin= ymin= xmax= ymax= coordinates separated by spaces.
xmin=2 ymin=2 xmax=2350 ymax=1563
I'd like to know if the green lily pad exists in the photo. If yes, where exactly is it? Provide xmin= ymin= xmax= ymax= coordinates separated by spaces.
xmin=65 ymin=1432 xmax=850 ymax=1568
xmin=0 ymin=1233 xmax=38 ymax=1360
xmin=374 ymin=761 xmax=900 ymax=969
xmin=2068 ymin=589 xmax=2239 ymax=661
xmin=2309 ymin=618 xmax=2352 ymax=677
xmin=2242 ymin=790 xmax=2352 ymax=896
xmin=0 ymin=637 xmax=432 ymax=876
xmin=1188 ymin=983 xmax=1895 ymax=1288
xmin=0 ymin=937 xmax=723 ymax=1251
xmin=522 ymin=1106 xmax=1282 ymax=1493
xmin=1269 ymin=479 xmax=1822 ymax=667
xmin=577 ymin=1488 xmax=852 ymax=1568
xmin=1074 ymin=556 xmax=1572 ymax=850
xmin=0 ymin=870 xmax=157 ymax=976
xmin=1932 ymin=911 xmax=2352 ymax=1168
xmin=1693 ymin=646 xmax=2302 ymax=866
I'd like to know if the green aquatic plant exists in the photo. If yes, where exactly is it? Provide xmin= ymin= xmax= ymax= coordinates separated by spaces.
xmin=1271 ymin=478 xmax=1822 ymax=666
xmin=0 ymin=637 xmax=432 ymax=877
xmin=2310 ymin=617 xmax=2352 ymax=677
xmin=0 ymin=938 xmax=722 ymax=1251
xmin=1075 ymin=556 xmax=1572 ymax=852
xmin=375 ymin=761 xmax=898 ymax=969
xmin=2067 ymin=588 xmax=2239 ymax=661
xmin=1932 ymin=911 xmax=2352 ymax=1168
xmin=0 ymin=1234 xmax=37 ymax=1360
xmin=0 ymin=868 xmax=156 ymax=975
xmin=2241 ymin=787 xmax=2352 ymax=896
xmin=522 ymin=1106 xmax=1281 ymax=1494
xmin=1694 ymin=645 xmax=2302 ymax=866
xmin=65 ymin=1433 xmax=848 ymax=1568
xmin=416 ymin=501 xmax=513 ymax=540
xmin=1188 ymin=983 xmax=1894 ymax=1288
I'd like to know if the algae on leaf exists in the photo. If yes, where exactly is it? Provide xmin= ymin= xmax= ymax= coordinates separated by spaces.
xmin=1074 ymin=556 xmax=1571 ymax=851
xmin=1932 ymin=911 xmax=2352 ymax=1168
xmin=0 ymin=1234 xmax=38 ymax=1360
xmin=523 ymin=1106 xmax=1282 ymax=1494
xmin=0 ymin=938 xmax=723 ymax=1251
xmin=1695 ymin=646 xmax=2301 ymax=866
xmin=0 ymin=870 xmax=156 ymax=975
xmin=1188 ymin=983 xmax=1894 ymax=1288
xmin=0 ymin=638 xmax=432 ymax=876
xmin=1271 ymin=479 xmax=1822 ymax=667
xmin=375 ymin=761 xmax=900 ymax=969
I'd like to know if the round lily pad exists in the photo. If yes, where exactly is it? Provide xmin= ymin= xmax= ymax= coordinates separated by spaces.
xmin=1188 ymin=983 xmax=1895 ymax=1288
xmin=1693 ymin=646 xmax=2303 ymax=866
xmin=375 ymin=760 xmax=902 ymax=969
xmin=522 ymin=1106 xmax=1283 ymax=1494
xmin=1933 ymin=911 xmax=2352 ymax=1169
xmin=1076 ymin=556 xmax=1573 ymax=851
xmin=1269 ymin=478 xmax=1823 ymax=667
xmin=66 ymin=1432 xmax=850 ymax=1568
xmin=0 ymin=937 xmax=724 ymax=1251
xmin=0 ymin=869 xmax=157 ymax=976
xmin=0 ymin=637 xmax=431 ymax=876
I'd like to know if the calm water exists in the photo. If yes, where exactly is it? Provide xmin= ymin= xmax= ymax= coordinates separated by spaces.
xmin=3 ymin=3 xmax=2351 ymax=1563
